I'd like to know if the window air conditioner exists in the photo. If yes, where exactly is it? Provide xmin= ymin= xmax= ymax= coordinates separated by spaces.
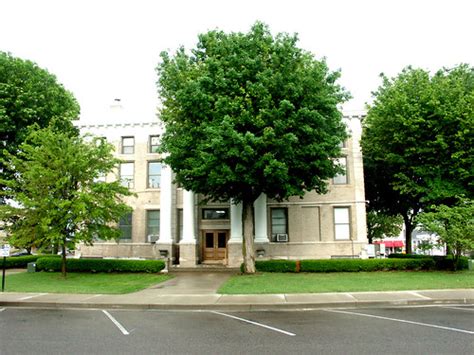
xmin=147 ymin=235 xmax=159 ymax=243
xmin=276 ymin=233 xmax=288 ymax=242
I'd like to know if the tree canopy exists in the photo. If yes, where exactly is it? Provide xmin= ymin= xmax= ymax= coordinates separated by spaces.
xmin=366 ymin=211 xmax=403 ymax=244
xmin=0 ymin=51 xmax=80 ymax=201
xmin=0 ymin=125 xmax=133 ymax=276
xmin=157 ymin=22 xmax=349 ymax=272
xmin=361 ymin=65 xmax=474 ymax=253
xmin=417 ymin=200 xmax=474 ymax=269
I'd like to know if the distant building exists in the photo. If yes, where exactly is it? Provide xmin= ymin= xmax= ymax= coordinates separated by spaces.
xmin=76 ymin=103 xmax=368 ymax=267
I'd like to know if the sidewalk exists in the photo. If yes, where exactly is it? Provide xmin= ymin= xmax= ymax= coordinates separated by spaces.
xmin=1 ymin=270 xmax=473 ymax=311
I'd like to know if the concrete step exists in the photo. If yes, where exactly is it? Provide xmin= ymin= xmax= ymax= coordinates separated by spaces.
xmin=170 ymin=265 xmax=240 ymax=273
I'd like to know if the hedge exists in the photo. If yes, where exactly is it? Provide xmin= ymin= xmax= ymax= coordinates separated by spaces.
xmin=36 ymin=258 xmax=166 ymax=273
xmin=388 ymin=254 xmax=469 ymax=270
xmin=244 ymin=258 xmax=436 ymax=273
xmin=2 ymin=255 xmax=59 ymax=269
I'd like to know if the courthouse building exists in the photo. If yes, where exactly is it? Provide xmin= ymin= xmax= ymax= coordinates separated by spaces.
xmin=76 ymin=103 xmax=367 ymax=267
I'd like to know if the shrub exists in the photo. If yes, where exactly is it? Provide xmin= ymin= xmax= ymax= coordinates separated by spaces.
xmin=2 ymin=255 xmax=59 ymax=269
xmin=389 ymin=254 xmax=469 ymax=270
xmin=241 ymin=260 xmax=297 ymax=273
xmin=36 ymin=258 xmax=166 ymax=273
xmin=299 ymin=258 xmax=435 ymax=272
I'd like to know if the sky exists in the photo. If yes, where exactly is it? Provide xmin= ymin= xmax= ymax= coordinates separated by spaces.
xmin=1 ymin=0 xmax=473 ymax=123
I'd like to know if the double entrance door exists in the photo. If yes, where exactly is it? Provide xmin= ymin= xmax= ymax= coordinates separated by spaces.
xmin=202 ymin=230 xmax=228 ymax=263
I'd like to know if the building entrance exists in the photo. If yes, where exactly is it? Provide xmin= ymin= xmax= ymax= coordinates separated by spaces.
xmin=202 ymin=230 xmax=228 ymax=263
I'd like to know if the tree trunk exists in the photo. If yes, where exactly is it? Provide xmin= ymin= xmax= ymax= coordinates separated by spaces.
xmin=403 ymin=214 xmax=413 ymax=255
xmin=242 ymin=200 xmax=256 ymax=273
xmin=61 ymin=241 xmax=67 ymax=278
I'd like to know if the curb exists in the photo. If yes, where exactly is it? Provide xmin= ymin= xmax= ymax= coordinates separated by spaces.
xmin=1 ymin=298 xmax=473 ymax=311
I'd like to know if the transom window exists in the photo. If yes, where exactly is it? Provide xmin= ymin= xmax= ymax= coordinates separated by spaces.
xmin=147 ymin=162 xmax=161 ymax=188
xmin=121 ymin=137 xmax=134 ymax=154
xmin=202 ymin=208 xmax=229 ymax=220
xmin=334 ymin=207 xmax=350 ymax=240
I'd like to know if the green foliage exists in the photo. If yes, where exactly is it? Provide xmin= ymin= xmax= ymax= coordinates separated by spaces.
xmin=241 ymin=259 xmax=297 ymax=273
xmin=36 ymin=257 xmax=165 ymax=273
xmin=299 ymin=258 xmax=434 ymax=272
xmin=157 ymin=22 xmax=349 ymax=204
xmin=388 ymin=253 xmax=469 ymax=270
xmin=366 ymin=210 xmax=403 ymax=243
xmin=417 ymin=200 xmax=474 ymax=266
xmin=362 ymin=65 xmax=474 ymax=253
xmin=0 ymin=52 xmax=80 ymax=200
xmin=250 ymin=258 xmax=435 ymax=272
xmin=157 ymin=22 xmax=349 ymax=273
xmin=0 ymin=125 xmax=133 ymax=274
xmin=2 ymin=255 xmax=59 ymax=269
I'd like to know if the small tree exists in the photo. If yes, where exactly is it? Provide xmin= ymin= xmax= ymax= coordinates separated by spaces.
xmin=0 ymin=52 xmax=80 ymax=202
xmin=0 ymin=124 xmax=133 ymax=276
xmin=366 ymin=210 xmax=403 ymax=244
xmin=417 ymin=199 xmax=474 ymax=269
xmin=157 ymin=22 xmax=349 ymax=273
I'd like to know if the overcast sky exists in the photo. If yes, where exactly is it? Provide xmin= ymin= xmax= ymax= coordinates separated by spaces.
xmin=2 ymin=0 xmax=473 ymax=123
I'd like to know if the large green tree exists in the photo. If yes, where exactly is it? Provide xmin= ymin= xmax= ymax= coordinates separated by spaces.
xmin=361 ymin=65 xmax=474 ymax=253
xmin=0 ymin=124 xmax=133 ymax=276
xmin=157 ymin=23 xmax=349 ymax=273
xmin=366 ymin=210 xmax=403 ymax=244
xmin=0 ymin=51 xmax=80 ymax=202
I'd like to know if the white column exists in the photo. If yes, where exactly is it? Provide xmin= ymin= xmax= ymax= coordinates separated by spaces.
xmin=229 ymin=201 xmax=243 ymax=242
xmin=254 ymin=193 xmax=269 ymax=243
xmin=158 ymin=164 xmax=173 ymax=243
xmin=181 ymin=190 xmax=196 ymax=243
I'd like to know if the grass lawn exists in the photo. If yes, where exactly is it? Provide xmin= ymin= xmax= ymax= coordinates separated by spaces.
xmin=4 ymin=271 xmax=173 ymax=294
xmin=218 ymin=271 xmax=474 ymax=294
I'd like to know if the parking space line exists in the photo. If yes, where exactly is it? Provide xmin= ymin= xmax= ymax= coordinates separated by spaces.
xmin=211 ymin=311 xmax=296 ymax=336
xmin=18 ymin=293 xmax=47 ymax=300
xmin=442 ymin=306 xmax=474 ymax=312
xmin=102 ymin=310 xmax=129 ymax=335
xmin=324 ymin=309 xmax=474 ymax=335
xmin=0 ymin=308 xmax=5 ymax=312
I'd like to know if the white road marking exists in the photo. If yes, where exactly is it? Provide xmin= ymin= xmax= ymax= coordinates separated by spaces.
xmin=442 ymin=306 xmax=474 ymax=312
xmin=324 ymin=309 xmax=474 ymax=335
xmin=407 ymin=291 xmax=432 ymax=300
xmin=102 ymin=310 xmax=130 ymax=335
xmin=0 ymin=308 xmax=5 ymax=312
xmin=211 ymin=311 xmax=296 ymax=336
xmin=18 ymin=293 xmax=47 ymax=300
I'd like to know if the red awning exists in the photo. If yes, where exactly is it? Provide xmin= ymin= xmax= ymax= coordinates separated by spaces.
xmin=374 ymin=240 xmax=404 ymax=247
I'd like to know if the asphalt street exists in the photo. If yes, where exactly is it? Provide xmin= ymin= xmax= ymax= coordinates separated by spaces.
xmin=1 ymin=305 xmax=473 ymax=354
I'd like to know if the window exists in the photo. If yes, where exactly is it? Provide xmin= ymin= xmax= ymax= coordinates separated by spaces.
xmin=147 ymin=162 xmax=161 ymax=188
xmin=334 ymin=207 xmax=350 ymax=240
xmin=119 ymin=213 xmax=133 ymax=240
xmin=149 ymin=135 xmax=160 ymax=153
xmin=202 ymin=208 xmax=229 ymax=219
xmin=271 ymin=208 xmax=288 ymax=240
xmin=121 ymin=136 xmax=134 ymax=154
xmin=333 ymin=157 xmax=348 ymax=184
xmin=120 ymin=162 xmax=134 ymax=188
xmin=146 ymin=210 xmax=160 ymax=237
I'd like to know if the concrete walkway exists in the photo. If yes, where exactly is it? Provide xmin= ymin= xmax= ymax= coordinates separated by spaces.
xmin=1 ymin=270 xmax=473 ymax=311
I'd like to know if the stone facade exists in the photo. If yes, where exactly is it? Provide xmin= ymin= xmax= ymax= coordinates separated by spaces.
xmin=76 ymin=109 xmax=367 ymax=267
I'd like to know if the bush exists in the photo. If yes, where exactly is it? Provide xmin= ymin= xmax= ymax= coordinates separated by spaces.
xmin=389 ymin=254 xmax=469 ymax=270
xmin=2 ymin=255 xmax=59 ymax=269
xmin=36 ymin=258 xmax=166 ymax=273
xmin=300 ymin=258 xmax=435 ymax=272
xmin=240 ymin=260 xmax=297 ymax=273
